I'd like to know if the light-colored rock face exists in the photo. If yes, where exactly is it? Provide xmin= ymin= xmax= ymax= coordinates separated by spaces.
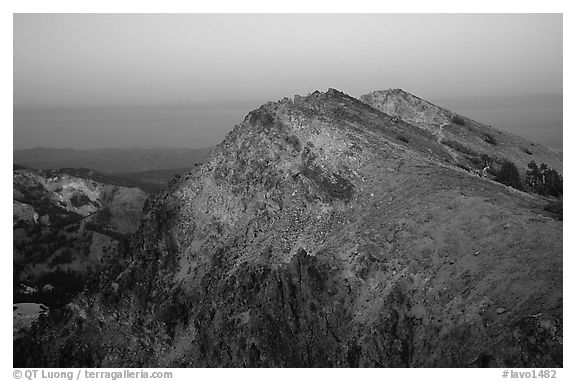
xmin=13 ymin=168 xmax=147 ymax=228
xmin=14 ymin=170 xmax=103 ymax=216
xmin=361 ymin=89 xmax=451 ymax=129
xmin=46 ymin=175 xmax=102 ymax=215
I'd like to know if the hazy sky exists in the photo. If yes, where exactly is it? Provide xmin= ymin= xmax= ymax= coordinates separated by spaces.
xmin=13 ymin=13 xmax=563 ymax=149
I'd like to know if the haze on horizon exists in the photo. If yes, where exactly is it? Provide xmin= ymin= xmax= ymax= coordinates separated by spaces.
xmin=14 ymin=14 xmax=563 ymax=150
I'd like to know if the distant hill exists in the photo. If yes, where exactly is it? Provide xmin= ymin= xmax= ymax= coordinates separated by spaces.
xmin=13 ymin=147 xmax=213 ymax=174
xmin=115 ymin=166 xmax=201 ymax=193
xmin=52 ymin=167 xmax=200 ymax=194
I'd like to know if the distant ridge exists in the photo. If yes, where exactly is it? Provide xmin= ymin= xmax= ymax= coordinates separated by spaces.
xmin=13 ymin=147 xmax=213 ymax=174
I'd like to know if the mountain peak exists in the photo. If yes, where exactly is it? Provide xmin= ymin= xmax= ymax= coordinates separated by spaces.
xmin=361 ymin=88 xmax=450 ymax=127
xmin=363 ymin=88 xmax=427 ymax=102
xmin=15 ymin=88 xmax=563 ymax=368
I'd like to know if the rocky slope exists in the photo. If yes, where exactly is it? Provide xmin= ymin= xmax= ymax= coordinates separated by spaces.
xmin=14 ymin=89 xmax=562 ymax=367
xmin=361 ymin=89 xmax=562 ymax=175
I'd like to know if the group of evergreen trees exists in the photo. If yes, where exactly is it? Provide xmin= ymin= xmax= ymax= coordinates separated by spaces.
xmin=525 ymin=161 xmax=563 ymax=197
xmin=490 ymin=160 xmax=562 ymax=198
xmin=494 ymin=161 xmax=523 ymax=190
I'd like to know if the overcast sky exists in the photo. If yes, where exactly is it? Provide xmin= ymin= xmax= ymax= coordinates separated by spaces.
xmin=13 ymin=13 xmax=562 ymax=149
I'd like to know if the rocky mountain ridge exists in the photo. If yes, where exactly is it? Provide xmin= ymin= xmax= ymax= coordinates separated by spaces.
xmin=361 ymin=89 xmax=562 ymax=175
xmin=14 ymin=89 xmax=562 ymax=367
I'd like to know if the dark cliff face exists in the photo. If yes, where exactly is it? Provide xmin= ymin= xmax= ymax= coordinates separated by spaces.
xmin=14 ymin=89 xmax=562 ymax=368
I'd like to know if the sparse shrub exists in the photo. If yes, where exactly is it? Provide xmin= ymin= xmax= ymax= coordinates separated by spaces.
xmin=285 ymin=134 xmax=302 ymax=152
xmin=480 ymin=153 xmax=495 ymax=167
xmin=441 ymin=139 xmax=478 ymax=156
xmin=469 ymin=153 xmax=496 ymax=169
xmin=523 ymin=148 xmax=533 ymax=155
xmin=396 ymin=134 xmax=411 ymax=143
xmin=526 ymin=161 xmax=562 ymax=197
xmin=468 ymin=156 xmax=483 ymax=167
xmin=483 ymin=133 xmax=497 ymax=146
xmin=301 ymin=163 xmax=354 ymax=202
xmin=70 ymin=193 xmax=91 ymax=208
xmin=451 ymin=115 xmax=466 ymax=126
xmin=494 ymin=160 xmax=523 ymax=190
